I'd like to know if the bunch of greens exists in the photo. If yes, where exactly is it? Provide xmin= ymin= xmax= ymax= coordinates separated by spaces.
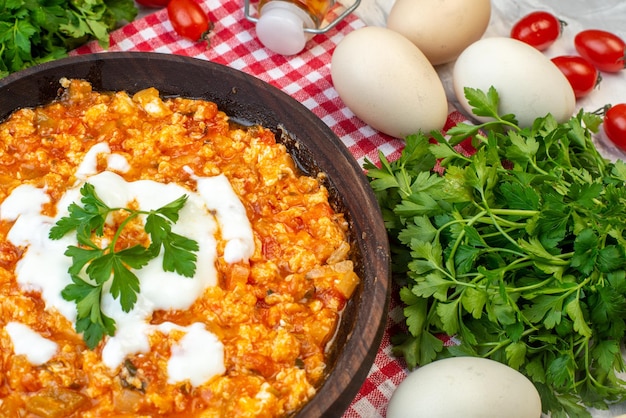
xmin=49 ymin=183 xmax=199 ymax=349
xmin=365 ymin=87 xmax=626 ymax=417
xmin=0 ymin=0 xmax=137 ymax=78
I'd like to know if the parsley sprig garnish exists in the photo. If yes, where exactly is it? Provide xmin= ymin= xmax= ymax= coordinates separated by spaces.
xmin=0 ymin=0 xmax=138 ymax=78
xmin=49 ymin=183 xmax=199 ymax=349
xmin=366 ymin=86 xmax=626 ymax=417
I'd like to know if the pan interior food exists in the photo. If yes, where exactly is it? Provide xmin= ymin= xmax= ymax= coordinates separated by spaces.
xmin=0 ymin=78 xmax=362 ymax=417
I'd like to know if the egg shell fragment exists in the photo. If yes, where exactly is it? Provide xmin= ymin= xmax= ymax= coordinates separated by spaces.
xmin=453 ymin=37 xmax=576 ymax=128
xmin=387 ymin=0 xmax=492 ymax=66
xmin=331 ymin=26 xmax=448 ymax=139
xmin=387 ymin=356 xmax=542 ymax=418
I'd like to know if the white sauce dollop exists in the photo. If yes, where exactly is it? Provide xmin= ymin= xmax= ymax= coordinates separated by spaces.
xmin=1 ymin=184 xmax=77 ymax=320
xmin=0 ymin=144 xmax=255 ymax=386
xmin=5 ymin=322 xmax=58 ymax=366
xmin=165 ymin=322 xmax=225 ymax=386
xmin=195 ymin=174 xmax=256 ymax=263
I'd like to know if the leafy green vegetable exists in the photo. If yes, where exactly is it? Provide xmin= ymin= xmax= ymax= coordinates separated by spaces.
xmin=366 ymin=86 xmax=626 ymax=417
xmin=49 ymin=183 xmax=199 ymax=349
xmin=0 ymin=0 xmax=137 ymax=78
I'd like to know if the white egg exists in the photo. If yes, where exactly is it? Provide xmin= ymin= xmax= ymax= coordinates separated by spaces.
xmin=387 ymin=0 xmax=492 ymax=66
xmin=387 ymin=357 xmax=542 ymax=418
xmin=453 ymin=37 xmax=576 ymax=127
xmin=331 ymin=26 xmax=448 ymax=139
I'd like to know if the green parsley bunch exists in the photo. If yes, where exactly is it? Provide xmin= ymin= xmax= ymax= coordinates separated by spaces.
xmin=366 ymin=87 xmax=626 ymax=417
xmin=0 ymin=0 xmax=137 ymax=78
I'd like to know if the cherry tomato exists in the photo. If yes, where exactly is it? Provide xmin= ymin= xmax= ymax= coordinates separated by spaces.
xmin=136 ymin=0 xmax=170 ymax=8
xmin=167 ymin=0 xmax=212 ymax=41
xmin=603 ymin=103 xmax=626 ymax=152
xmin=574 ymin=29 xmax=626 ymax=73
xmin=550 ymin=55 xmax=600 ymax=99
xmin=510 ymin=11 xmax=564 ymax=51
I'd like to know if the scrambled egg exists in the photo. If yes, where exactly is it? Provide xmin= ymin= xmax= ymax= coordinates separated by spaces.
xmin=0 ymin=79 xmax=359 ymax=417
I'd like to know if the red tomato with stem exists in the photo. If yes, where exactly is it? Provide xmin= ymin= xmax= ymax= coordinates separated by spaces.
xmin=603 ymin=103 xmax=626 ymax=152
xmin=136 ymin=0 xmax=170 ymax=8
xmin=574 ymin=29 xmax=626 ymax=72
xmin=551 ymin=55 xmax=600 ymax=99
xmin=167 ymin=0 xmax=212 ymax=41
xmin=510 ymin=11 xmax=565 ymax=51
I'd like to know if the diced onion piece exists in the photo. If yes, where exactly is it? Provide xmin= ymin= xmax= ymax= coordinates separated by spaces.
xmin=333 ymin=261 xmax=359 ymax=299
xmin=25 ymin=387 xmax=88 ymax=418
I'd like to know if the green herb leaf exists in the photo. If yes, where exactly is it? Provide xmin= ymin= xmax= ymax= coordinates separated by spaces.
xmin=145 ymin=203 xmax=199 ymax=277
xmin=110 ymin=256 xmax=141 ymax=312
xmin=161 ymin=232 xmax=199 ymax=277
xmin=50 ymin=182 xmax=198 ymax=348
xmin=62 ymin=275 xmax=116 ymax=349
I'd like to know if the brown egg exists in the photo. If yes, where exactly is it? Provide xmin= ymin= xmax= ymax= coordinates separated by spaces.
xmin=387 ymin=0 xmax=492 ymax=65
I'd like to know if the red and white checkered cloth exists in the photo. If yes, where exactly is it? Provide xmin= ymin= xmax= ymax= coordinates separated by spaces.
xmin=72 ymin=2 xmax=464 ymax=415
